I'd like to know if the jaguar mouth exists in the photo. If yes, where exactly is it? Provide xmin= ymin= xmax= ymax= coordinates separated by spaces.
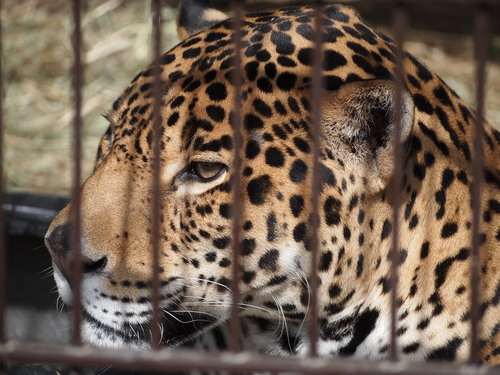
xmin=82 ymin=308 xmax=219 ymax=348
xmin=53 ymin=265 xmax=224 ymax=348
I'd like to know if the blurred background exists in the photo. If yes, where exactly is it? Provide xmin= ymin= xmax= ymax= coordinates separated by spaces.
xmin=4 ymin=0 xmax=179 ymax=195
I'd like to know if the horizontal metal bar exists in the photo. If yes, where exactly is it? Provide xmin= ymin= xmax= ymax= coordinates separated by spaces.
xmin=247 ymin=0 xmax=500 ymax=6
xmin=3 ymin=204 xmax=59 ymax=219
xmin=340 ymin=0 xmax=500 ymax=4
xmin=2 ymin=193 xmax=69 ymax=238
xmin=1 ymin=343 xmax=495 ymax=375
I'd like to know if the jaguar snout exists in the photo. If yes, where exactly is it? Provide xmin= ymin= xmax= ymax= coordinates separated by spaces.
xmin=45 ymin=223 xmax=108 ymax=282
xmin=45 ymin=222 xmax=70 ymax=260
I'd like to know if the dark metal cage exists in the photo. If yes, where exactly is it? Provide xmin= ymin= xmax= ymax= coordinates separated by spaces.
xmin=0 ymin=0 xmax=498 ymax=374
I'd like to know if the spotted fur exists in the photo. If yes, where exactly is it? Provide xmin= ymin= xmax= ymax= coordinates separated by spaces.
xmin=45 ymin=1 xmax=500 ymax=365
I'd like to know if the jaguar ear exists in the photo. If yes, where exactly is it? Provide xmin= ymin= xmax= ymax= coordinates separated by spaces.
xmin=177 ymin=0 xmax=228 ymax=40
xmin=322 ymin=80 xmax=414 ymax=190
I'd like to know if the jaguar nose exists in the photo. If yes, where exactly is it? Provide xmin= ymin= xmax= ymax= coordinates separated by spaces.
xmin=45 ymin=223 xmax=70 ymax=258
xmin=45 ymin=223 xmax=108 ymax=279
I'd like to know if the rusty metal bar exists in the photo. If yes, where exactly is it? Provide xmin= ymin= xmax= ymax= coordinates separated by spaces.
xmin=229 ymin=0 xmax=244 ymax=353
xmin=0 ymin=0 xmax=5 ymax=347
xmin=70 ymin=0 xmax=83 ymax=347
xmin=389 ymin=2 xmax=407 ymax=362
xmin=308 ymin=1 xmax=324 ymax=357
xmin=3 ymin=342 xmax=500 ymax=375
xmin=469 ymin=1 xmax=489 ymax=365
xmin=336 ymin=0 xmax=499 ymax=4
xmin=150 ymin=0 xmax=163 ymax=349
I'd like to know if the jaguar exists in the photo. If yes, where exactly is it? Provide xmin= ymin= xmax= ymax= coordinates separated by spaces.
xmin=45 ymin=0 xmax=500 ymax=364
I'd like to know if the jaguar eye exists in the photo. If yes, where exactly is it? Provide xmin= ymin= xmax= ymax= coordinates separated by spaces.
xmin=190 ymin=161 xmax=226 ymax=182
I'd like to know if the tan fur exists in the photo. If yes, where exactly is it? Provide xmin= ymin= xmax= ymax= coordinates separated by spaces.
xmin=45 ymin=4 xmax=500 ymax=364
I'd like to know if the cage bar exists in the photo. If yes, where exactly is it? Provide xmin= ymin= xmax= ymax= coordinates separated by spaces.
xmin=307 ymin=1 xmax=324 ymax=358
xmin=150 ymin=0 xmax=163 ymax=350
xmin=70 ymin=0 xmax=84 ymax=347
xmin=389 ymin=2 xmax=407 ymax=362
xmin=2 ymin=342 xmax=499 ymax=375
xmin=0 ymin=0 xmax=5 ymax=347
xmin=335 ymin=0 xmax=499 ymax=4
xmin=469 ymin=1 xmax=489 ymax=365
xmin=229 ymin=0 xmax=245 ymax=353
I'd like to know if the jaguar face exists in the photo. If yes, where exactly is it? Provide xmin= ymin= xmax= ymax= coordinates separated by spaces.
xmin=44 ymin=1 xmax=500 ymax=364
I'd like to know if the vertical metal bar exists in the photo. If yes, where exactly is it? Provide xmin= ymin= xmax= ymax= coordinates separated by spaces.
xmin=0 ymin=0 xmax=5 ymax=347
xmin=229 ymin=0 xmax=244 ymax=353
xmin=389 ymin=2 xmax=407 ymax=362
xmin=470 ymin=2 xmax=488 ymax=365
xmin=150 ymin=0 xmax=162 ymax=350
xmin=70 ymin=0 xmax=83 ymax=347
xmin=308 ymin=1 xmax=324 ymax=357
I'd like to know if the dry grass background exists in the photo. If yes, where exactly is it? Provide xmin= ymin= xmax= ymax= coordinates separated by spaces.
xmin=3 ymin=0 xmax=499 ymax=195
xmin=3 ymin=0 xmax=179 ymax=194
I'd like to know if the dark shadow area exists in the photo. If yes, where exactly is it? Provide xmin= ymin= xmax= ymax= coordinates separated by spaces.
xmin=7 ymin=235 xmax=56 ymax=309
